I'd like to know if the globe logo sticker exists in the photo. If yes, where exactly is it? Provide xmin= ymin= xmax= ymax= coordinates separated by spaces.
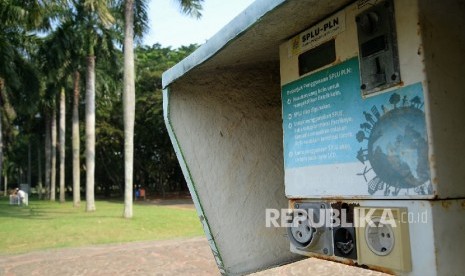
xmin=356 ymin=92 xmax=432 ymax=196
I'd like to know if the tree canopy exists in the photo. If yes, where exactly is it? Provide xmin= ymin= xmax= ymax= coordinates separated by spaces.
xmin=0 ymin=0 xmax=199 ymax=199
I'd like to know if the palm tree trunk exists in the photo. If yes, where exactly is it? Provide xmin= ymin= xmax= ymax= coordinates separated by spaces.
xmin=51 ymin=108 xmax=57 ymax=201
xmin=45 ymin=112 xmax=51 ymax=199
xmin=28 ymin=143 xmax=31 ymax=188
xmin=85 ymin=56 xmax=96 ymax=212
xmin=72 ymin=71 xmax=81 ymax=207
xmin=38 ymin=146 xmax=42 ymax=200
xmin=0 ymin=78 xmax=3 ymax=196
xmin=0 ymin=115 xmax=3 ymax=196
xmin=59 ymin=87 xmax=66 ymax=203
xmin=123 ymin=0 xmax=135 ymax=219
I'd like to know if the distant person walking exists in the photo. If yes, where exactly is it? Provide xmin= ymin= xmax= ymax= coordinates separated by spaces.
xmin=139 ymin=188 xmax=146 ymax=201
xmin=135 ymin=187 xmax=140 ymax=201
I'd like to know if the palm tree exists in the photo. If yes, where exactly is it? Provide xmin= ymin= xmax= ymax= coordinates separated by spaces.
xmin=121 ymin=0 xmax=203 ymax=218
xmin=1 ymin=1 xmax=60 ymax=200
xmin=73 ymin=0 xmax=116 ymax=212
xmin=72 ymin=71 xmax=81 ymax=207
xmin=37 ymin=145 xmax=43 ymax=199
xmin=122 ymin=0 xmax=138 ymax=218
xmin=0 ymin=1 xmax=43 ymax=195
xmin=51 ymin=108 xmax=57 ymax=201
xmin=39 ymin=34 xmax=70 ymax=203
xmin=40 ymin=13 xmax=88 ymax=206
xmin=59 ymin=87 xmax=66 ymax=202
xmin=44 ymin=111 xmax=51 ymax=198
xmin=37 ymin=38 xmax=64 ymax=202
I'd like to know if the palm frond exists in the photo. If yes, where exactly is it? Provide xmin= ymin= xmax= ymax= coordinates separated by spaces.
xmin=177 ymin=0 xmax=204 ymax=19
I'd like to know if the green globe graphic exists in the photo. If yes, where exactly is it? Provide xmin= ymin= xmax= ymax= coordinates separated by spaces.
xmin=368 ymin=107 xmax=430 ymax=189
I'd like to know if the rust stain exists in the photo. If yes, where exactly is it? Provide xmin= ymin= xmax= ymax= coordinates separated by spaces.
xmin=429 ymin=154 xmax=436 ymax=166
xmin=331 ymin=201 xmax=360 ymax=223
xmin=322 ymin=196 xmax=346 ymax=201
xmin=288 ymin=199 xmax=297 ymax=209
xmin=441 ymin=201 xmax=452 ymax=209
xmin=321 ymin=195 xmax=367 ymax=200
xmin=365 ymin=264 xmax=396 ymax=275
xmin=311 ymin=254 xmax=356 ymax=266
xmin=312 ymin=255 xmax=393 ymax=275
xmin=461 ymin=200 xmax=465 ymax=209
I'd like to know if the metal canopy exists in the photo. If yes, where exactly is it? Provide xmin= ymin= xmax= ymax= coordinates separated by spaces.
xmin=162 ymin=0 xmax=353 ymax=88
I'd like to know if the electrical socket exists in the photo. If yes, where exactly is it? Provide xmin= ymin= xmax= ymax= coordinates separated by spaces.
xmin=365 ymin=217 xmax=395 ymax=256
xmin=332 ymin=202 xmax=358 ymax=260
xmin=355 ymin=207 xmax=412 ymax=272
xmin=288 ymin=202 xmax=333 ymax=256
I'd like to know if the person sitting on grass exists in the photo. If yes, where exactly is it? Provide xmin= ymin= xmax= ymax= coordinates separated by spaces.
xmin=16 ymin=188 xmax=28 ymax=206
xmin=9 ymin=189 xmax=18 ymax=205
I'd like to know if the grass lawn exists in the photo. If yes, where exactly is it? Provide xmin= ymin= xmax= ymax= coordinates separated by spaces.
xmin=0 ymin=196 xmax=204 ymax=255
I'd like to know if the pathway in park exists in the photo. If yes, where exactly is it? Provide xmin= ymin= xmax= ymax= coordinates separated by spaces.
xmin=0 ymin=237 xmax=217 ymax=276
xmin=0 ymin=198 xmax=386 ymax=275
xmin=0 ymin=236 xmax=387 ymax=276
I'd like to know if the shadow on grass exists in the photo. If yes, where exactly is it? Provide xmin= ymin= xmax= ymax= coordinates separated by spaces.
xmin=0 ymin=197 xmax=77 ymax=220
xmin=0 ymin=201 xmax=50 ymax=220
xmin=0 ymin=196 xmax=195 ymax=222
xmin=0 ymin=197 xmax=130 ymax=221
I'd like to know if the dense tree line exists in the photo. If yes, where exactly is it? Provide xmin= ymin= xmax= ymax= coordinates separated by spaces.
xmin=0 ymin=1 xmax=202 ymax=213
xmin=95 ymin=44 xmax=199 ymax=198
xmin=3 ymin=42 xmax=198 ymax=199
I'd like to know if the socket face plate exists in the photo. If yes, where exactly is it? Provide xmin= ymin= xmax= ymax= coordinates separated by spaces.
xmin=288 ymin=202 xmax=334 ymax=256
xmin=355 ymin=207 xmax=412 ymax=272
xmin=365 ymin=217 xmax=395 ymax=256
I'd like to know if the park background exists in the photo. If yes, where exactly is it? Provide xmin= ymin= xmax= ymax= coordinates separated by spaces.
xmin=0 ymin=0 xmax=250 ymax=256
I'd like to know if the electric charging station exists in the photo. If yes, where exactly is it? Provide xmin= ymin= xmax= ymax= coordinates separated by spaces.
xmin=281 ymin=0 xmax=465 ymax=274
xmin=163 ymin=0 xmax=465 ymax=275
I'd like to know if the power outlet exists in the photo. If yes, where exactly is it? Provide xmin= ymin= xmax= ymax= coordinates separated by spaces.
xmin=355 ymin=207 xmax=412 ymax=272
xmin=365 ymin=217 xmax=395 ymax=256
xmin=288 ymin=202 xmax=333 ymax=256
xmin=332 ymin=203 xmax=357 ymax=260
xmin=334 ymin=227 xmax=357 ymax=259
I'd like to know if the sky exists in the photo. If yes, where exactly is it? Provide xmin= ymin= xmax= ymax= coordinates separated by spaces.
xmin=143 ymin=0 xmax=256 ymax=48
